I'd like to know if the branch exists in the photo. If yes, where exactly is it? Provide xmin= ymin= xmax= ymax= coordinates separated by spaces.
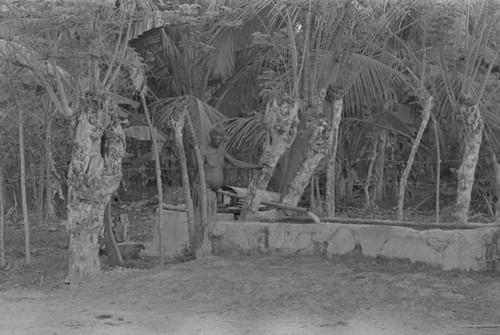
xmin=105 ymin=20 xmax=133 ymax=90
xmin=49 ymin=58 xmax=73 ymax=117
xmin=102 ymin=7 xmax=127 ymax=86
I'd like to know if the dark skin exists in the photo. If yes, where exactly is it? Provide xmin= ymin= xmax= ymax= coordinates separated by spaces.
xmin=200 ymin=129 xmax=264 ymax=191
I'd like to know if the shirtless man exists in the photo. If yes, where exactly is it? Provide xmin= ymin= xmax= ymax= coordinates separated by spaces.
xmin=200 ymin=124 xmax=262 ymax=191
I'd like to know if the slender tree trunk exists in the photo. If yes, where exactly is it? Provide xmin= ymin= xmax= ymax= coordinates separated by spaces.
xmin=326 ymin=98 xmax=343 ymax=217
xmin=397 ymin=96 xmax=433 ymax=221
xmin=0 ymin=163 xmax=5 ymax=267
xmin=36 ymin=165 xmax=44 ymax=222
xmin=364 ymin=140 xmax=377 ymax=210
xmin=282 ymin=93 xmax=330 ymax=207
xmin=140 ymin=92 xmax=165 ymax=265
xmin=454 ymin=105 xmax=484 ymax=223
xmin=18 ymin=104 xmax=30 ymax=264
xmin=240 ymin=98 xmax=299 ymax=220
xmin=432 ymin=115 xmax=441 ymax=223
xmin=170 ymin=112 xmax=196 ymax=255
xmin=44 ymin=116 xmax=56 ymax=219
xmin=373 ymin=129 xmax=388 ymax=202
xmin=65 ymin=95 xmax=125 ymax=283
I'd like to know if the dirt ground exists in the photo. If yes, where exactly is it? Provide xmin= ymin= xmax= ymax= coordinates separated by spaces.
xmin=1 ymin=201 xmax=500 ymax=335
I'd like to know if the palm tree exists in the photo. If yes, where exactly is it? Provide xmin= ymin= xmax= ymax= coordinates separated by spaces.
xmin=421 ymin=0 xmax=500 ymax=223
xmin=208 ymin=0 xmax=413 ymax=218
xmin=347 ymin=0 xmax=500 ymax=223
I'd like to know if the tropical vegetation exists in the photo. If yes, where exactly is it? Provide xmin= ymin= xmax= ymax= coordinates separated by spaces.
xmin=0 ymin=0 xmax=499 ymax=282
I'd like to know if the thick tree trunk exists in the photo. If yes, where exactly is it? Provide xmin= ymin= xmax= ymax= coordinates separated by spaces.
xmin=490 ymin=150 xmax=500 ymax=218
xmin=0 ymin=163 xmax=5 ymax=267
xmin=454 ymin=105 xmax=484 ymax=223
xmin=397 ymin=96 xmax=433 ymax=221
xmin=282 ymin=153 xmax=325 ymax=207
xmin=65 ymin=95 xmax=125 ymax=283
xmin=184 ymin=114 xmax=210 ymax=258
xmin=326 ymin=98 xmax=343 ymax=217
xmin=170 ymin=114 xmax=196 ymax=256
xmin=103 ymin=201 xmax=123 ymax=265
xmin=282 ymin=93 xmax=330 ymax=207
xmin=239 ymin=98 xmax=299 ymax=220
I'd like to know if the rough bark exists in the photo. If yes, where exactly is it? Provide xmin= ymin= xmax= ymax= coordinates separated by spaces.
xmin=0 ymin=163 xmax=5 ymax=267
xmin=489 ymin=150 xmax=500 ymax=218
xmin=65 ymin=94 xmax=125 ymax=283
xmin=282 ymin=93 xmax=330 ymax=207
xmin=103 ymin=201 xmax=123 ymax=265
xmin=184 ymin=114 xmax=210 ymax=258
xmin=170 ymin=113 xmax=196 ymax=255
xmin=326 ymin=98 xmax=344 ymax=218
xmin=397 ymin=96 xmax=433 ymax=221
xmin=490 ymin=150 xmax=500 ymax=218
xmin=454 ymin=105 xmax=484 ymax=223
xmin=239 ymin=98 xmax=299 ymax=220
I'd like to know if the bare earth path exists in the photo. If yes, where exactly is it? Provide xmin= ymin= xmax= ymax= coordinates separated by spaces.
xmin=1 ymin=254 xmax=500 ymax=335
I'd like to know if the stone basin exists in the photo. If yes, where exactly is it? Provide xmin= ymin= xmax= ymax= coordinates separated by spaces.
xmin=147 ymin=209 xmax=500 ymax=272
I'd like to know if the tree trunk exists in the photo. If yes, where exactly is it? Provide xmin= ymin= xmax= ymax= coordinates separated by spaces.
xmin=170 ymin=113 xmax=196 ymax=256
xmin=18 ymin=103 xmax=30 ymax=264
xmin=282 ymin=153 xmax=325 ymax=207
xmin=454 ymin=105 xmax=484 ymax=223
xmin=373 ymin=129 xmax=388 ymax=202
xmin=397 ymin=96 xmax=433 ymax=221
xmin=490 ymin=150 xmax=500 ymax=218
xmin=36 ymin=164 xmax=44 ymax=222
xmin=65 ymin=95 xmax=125 ymax=283
xmin=140 ymin=92 xmax=164 ymax=265
xmin=44 ymin=116 xmax=56 ymax=219
xmin=364 ymin=139 xmax=378 ymax=210
xmin=103 ymin=201 xmax=123 ymax=265
xmin=239 ymin=98 xmax=299 ymax=220
xmin=0 ymin=163 xmax=5 ymax=267
xmin=184 ymin=114 xmax=211 ymax=258
xmin=282 ymin=93 xmax=330 ymax=207
xmin=326 ymin=97 xmax=343 ymax=217
xmin=432 ymin=115 xmax=441 ymax=223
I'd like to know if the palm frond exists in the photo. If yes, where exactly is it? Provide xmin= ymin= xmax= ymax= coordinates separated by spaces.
xmin=150 ymin=95 xmax=226 ymax=145
xmin=343 ymin=52 xmax=410 ymax=115
xmin=222 ymin=115 xmax=266 ymax=154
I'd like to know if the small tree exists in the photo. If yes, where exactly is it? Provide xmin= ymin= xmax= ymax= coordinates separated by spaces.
xmin=0 ymin=0 xmax=166 ymax=282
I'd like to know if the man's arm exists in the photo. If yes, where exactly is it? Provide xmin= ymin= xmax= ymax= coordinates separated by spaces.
xmin=224 ymin=151 xmax=261 ymax=170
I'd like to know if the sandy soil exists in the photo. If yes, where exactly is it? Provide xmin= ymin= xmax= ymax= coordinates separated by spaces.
xmin=2 ymin=253 xmax=500 ymax=335
xmin=2 ymin=199 xmax=500 ymax=335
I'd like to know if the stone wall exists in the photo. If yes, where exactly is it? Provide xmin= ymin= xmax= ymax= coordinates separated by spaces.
xmin=210 ymin=221 xmax=500 ymax=272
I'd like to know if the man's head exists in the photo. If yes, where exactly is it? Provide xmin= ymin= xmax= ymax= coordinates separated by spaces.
xmin=209 ymin=124 xmax=225 ymax=147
